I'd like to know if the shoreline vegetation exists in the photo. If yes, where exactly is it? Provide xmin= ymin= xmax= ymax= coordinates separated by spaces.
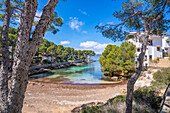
xmin=29 ymin=59 xmax=95 ymax=75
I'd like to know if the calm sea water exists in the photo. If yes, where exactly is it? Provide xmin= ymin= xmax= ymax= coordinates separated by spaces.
xmin=30 ymin=56 xmax=117 ymax=85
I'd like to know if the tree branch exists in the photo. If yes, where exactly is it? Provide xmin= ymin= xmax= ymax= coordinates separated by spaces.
xmin=30 ymin=0 xmax=59 ymax=54
xmin=35 ymin=15 xmax=40 ymax=18
xmin=138 ymin=12 xmax=149 ymax=32
xmin=12 ymin=7 xmax=23 ymax=12
xmin=110 ymin=11 xmax=140 ymax=30
xmin=149 ymin=0 xmax=169 ymax=26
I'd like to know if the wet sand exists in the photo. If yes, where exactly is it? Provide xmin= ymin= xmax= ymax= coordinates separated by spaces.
xmin=22 ymin=81 xmax=127 ymax=113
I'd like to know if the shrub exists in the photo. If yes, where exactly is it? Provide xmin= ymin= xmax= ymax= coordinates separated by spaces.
xmin=152 ymin=67 xmax=170 ymax=87
xmin=133 ymin=87 xmax=162 ymax=112
xmin=42 ymin=59 xmax=51 ymax=64
xmin=101 ymin=101 xmax=154 ymax=113
xmin=107 ymin=95 xmax=126 ymax=104
xmin=80 ymin=106 xmax=102 ymax=113
xmin=156 ymin=57 xmax=162 ymax=61
xmin=152 ymin=59 xmax=158 ymax=63
xmin=32 ymin=59 xmax=41 ymax=64
xmin=80 ymin=94 xmax=155 ymax=113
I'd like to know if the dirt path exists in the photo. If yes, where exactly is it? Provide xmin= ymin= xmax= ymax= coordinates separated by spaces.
xmin=22 ymin=81 xmax=127 ymax=113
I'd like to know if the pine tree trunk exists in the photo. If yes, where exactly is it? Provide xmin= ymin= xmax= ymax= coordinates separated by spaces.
xmin=7 ymin=0 xmax=38 ymax=112
xmin=0 ymin=0 xmax=11 ymax=112
xmin=125 ymin=36 xmax=148 ymax=113
xmin=10 ymin=44 xmax=14 ymax=71
xmin=7 ymin=0 xmax=59 ymax=112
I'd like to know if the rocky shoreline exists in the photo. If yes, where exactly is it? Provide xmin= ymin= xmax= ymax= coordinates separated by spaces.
xmin=29 ymin=59 xmax=95 ymax=75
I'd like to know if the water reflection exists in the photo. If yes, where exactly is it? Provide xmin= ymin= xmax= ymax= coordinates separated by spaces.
xmin=30 ymin=56 xmax=121 ymax=85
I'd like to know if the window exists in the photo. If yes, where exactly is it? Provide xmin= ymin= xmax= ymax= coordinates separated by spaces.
xmin=145 ymin=55 xmax=147 ymax=61
xmin=165 ymin=48 xmax=168 ymax=50
xmin=148 ymin=40 xmax=153 ymax=46
xmin=157 ymin=47 xmax=160 ymax=51
xmin=149 ymin=55 xmax=152 ymax=60
xmin=137 ymin=48 xmax=140 ymax=52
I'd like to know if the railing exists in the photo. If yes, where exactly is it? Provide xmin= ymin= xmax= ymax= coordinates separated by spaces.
xmin=160 ymin=83 xmax=170 ymax=112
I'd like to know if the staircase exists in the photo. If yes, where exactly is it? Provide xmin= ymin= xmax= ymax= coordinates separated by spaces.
xmin=160 ymin=84 xmax=170 ymax=113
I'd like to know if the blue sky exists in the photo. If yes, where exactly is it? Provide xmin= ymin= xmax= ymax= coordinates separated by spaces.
xmin=0 ymin=0 xmax=169 ymax=54
xmin=38 ymin=0 xmax=125 ymax=54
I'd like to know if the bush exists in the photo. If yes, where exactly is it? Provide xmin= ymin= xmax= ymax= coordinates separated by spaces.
xmin=67 ymin=58 xmax=76 ymax=61
xmin=32 ymin=59 xmax=41 ymax=64
xmin=80 ymin=94 xmax=155 ymax=113
xmin=107 ymin=95 xmax=126 ymax=104
xmin=152 ymin=59 xmax=158 ymax=63
xmin=80 ymin=87 xmax=162 ymax=113
xmin=133 ymin=87 xmax=162 ymax=112
xmin=42 ymin=59 xmax=51 ymax=64
xmin=152 ymin=67 xmax=170 ymax=87
xmin=156 ymin=57 xmax=162 ymax=61
xmin=80 ymin=55 xmax=87 ymax=59
xmin=80 ymin=106 xmax=102 ymax=113
xmin=101 ymin=101 xmax=154 ymax=113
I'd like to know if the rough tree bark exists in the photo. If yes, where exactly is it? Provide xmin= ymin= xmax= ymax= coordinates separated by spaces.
xmin=0 ymin=0 xmax=59 ymax=112
xmin=7 ymin=0 xmax=59 ymax=112
xmin=125 ymin=0 xmax=169 ymax=112
xmin=126 ymin=34 xmax=148 ymax=113
xmin=0 ymin=0 xmax=11 ymax=112
xmin=10 ymin=43 xmax=14 ymax=71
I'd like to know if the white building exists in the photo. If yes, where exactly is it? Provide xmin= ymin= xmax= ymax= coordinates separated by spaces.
xmin=126 ymin=31 xmax=170 ymax=66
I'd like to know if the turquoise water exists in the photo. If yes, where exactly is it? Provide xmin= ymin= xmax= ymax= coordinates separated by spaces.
xmin=30 ymin=56 xmax=118 ymax=85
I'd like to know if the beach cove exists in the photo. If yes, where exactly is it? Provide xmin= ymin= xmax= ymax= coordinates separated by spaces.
xmin=22 ymin=56 xmax=127 ymax=112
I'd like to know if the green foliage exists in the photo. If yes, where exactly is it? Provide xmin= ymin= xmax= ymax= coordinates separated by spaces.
xmin=107 ymin=95 xmax=126 ymax=104
xmin=99 ymin=42 xmax=136 ymax=77
xmin=36 ymin=39 xmax=95 ymax=63
xmin=80 ymin=94 xmax=156 ymax=113
xmin=42 ymin=59 xmax=51 ymax=64
xmin=95 ymin=0 xmax=169 ymax=41
xmin=31 ymin=59 xmax=41 ymax=64
xmin=133 ymin=86 xmax=162 ymax=111
xmin=80 ymin=106 xmax=102 ymax=113
xmin=80 ymin=55 xmax=87 ymax=60
xmin=0 ymin=26 xmax=17 ymax=58
xmin=34 ymin=12 xmax=64 ymax=34
xmin=152 ymin=67 xmax=170 ymax=87
xmin=0 ymin=0 xmax=24 ymax=25
xmin=0 ymin=1 xmax=63 ymax=33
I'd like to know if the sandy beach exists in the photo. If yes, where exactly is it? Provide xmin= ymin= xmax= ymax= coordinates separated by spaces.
xmin=22 ymin=81 xmax=127 ymax=113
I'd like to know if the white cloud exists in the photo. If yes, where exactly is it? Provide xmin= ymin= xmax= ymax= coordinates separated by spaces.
xmin=94 ymin=43 xmax=108 ymax=49
xmin=99 ymin=22 xmax=103 ymax=26
xmin=106 ymin=22 xmax=114 ymax=25
xmin=78 ymin=9 xmax=87 ymax=15
xmin=68 ymin=17 xmax=84 ymax=30
xmin=95 ymin=51 xmax=104 ymax=54
xmin=82 ymin=30 xmax=88 ymax=34
xmin=79 ymin=41 xmax=111 ymax=54
xmin=60 ymin=41 xmax=70 ymax=45
xmin=80 ymin=41 xmax=99 ymax=48
xmin=34 ymin=11 xmax=42 ymax=21
xmin=15 ymin=18 xmax=20 ymax=23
